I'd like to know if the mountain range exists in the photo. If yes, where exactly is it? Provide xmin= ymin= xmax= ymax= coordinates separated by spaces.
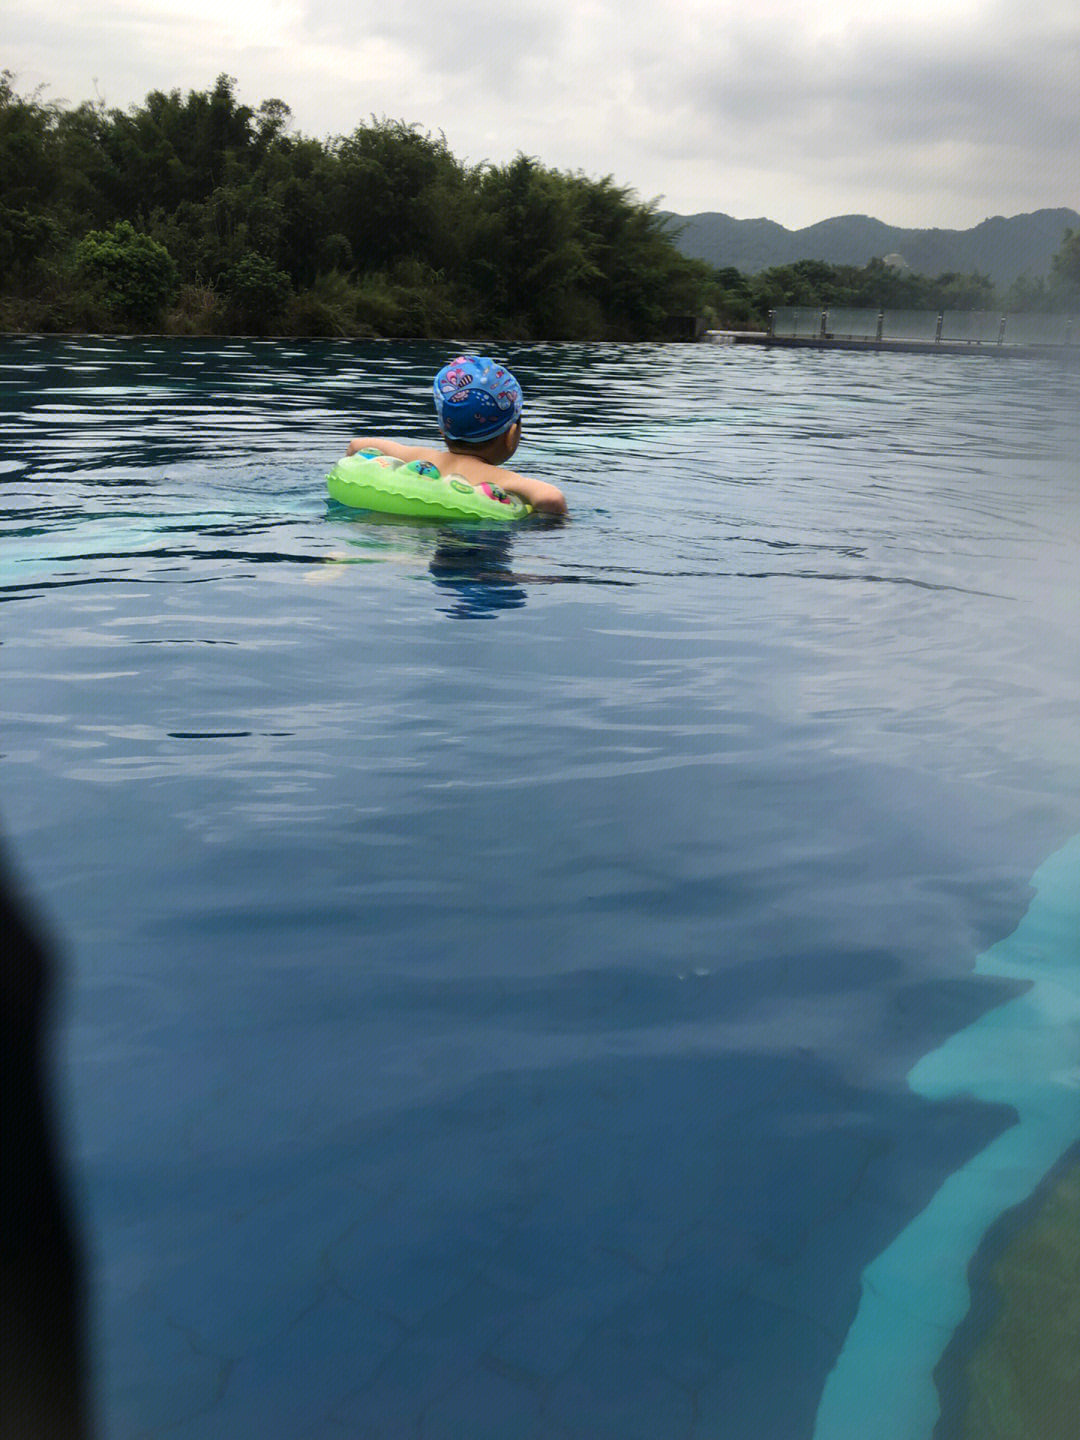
xmin=664 ymin=208 xmax=1079 ymax=286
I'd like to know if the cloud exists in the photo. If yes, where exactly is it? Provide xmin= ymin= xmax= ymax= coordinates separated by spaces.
xmin=2 ymin=0 xmax=1077 ymax=226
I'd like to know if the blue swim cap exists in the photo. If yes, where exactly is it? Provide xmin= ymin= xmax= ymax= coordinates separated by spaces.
xmin=433 ymin=355 xmax=523 ymax=443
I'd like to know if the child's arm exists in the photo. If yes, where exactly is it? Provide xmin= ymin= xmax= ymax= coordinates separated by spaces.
xmin=343 ymin=438 xmax=568 ymax=515
xmin=345 ymin=437 xmax=424 ymax=459
xmin=496 ymin=472 xmax=568 ymax=517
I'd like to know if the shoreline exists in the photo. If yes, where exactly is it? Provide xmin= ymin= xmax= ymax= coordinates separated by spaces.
xmin=3 ymin=328 xmax=1074 ymax=358
xmin=0 ymin=330 xmax=703 ymax=345
xmin=708 ymin=330 xmax=1077 ymax=359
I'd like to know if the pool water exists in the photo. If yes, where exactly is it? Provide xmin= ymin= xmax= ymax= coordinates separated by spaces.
xmin=2 ymin=337 xmax=1079 ymax=1440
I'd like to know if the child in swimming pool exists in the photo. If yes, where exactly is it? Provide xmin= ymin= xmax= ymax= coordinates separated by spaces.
xmin=345 ymin=355 xmax=568 ymax=517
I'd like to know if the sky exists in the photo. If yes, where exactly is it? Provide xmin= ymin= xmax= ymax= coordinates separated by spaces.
xmin=4 ymin=0 xmax=1078 ymax=230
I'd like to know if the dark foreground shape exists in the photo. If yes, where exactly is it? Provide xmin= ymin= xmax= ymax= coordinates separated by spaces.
xmin=1 ymin=840 xmax=91 ymax=1439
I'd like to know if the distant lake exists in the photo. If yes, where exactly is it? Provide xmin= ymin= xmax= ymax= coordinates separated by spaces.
xmin=3 ymin=336 xmax=1079 ymax=1439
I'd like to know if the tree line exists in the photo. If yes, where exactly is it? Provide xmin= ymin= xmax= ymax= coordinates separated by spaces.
xmin=2 ymin=73 xmax=1078 ymax=339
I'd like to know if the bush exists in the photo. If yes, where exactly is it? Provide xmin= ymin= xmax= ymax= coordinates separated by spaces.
xmin=285 ymin=272 xmax=354 ymax=336
xmin=71 ymin=220 xmax=178 ymax=328
xmin=351 ymin=272 xmax=406 ymax=334
xmin=217 ymin=251 xmax=292 ymax=332
xmin=164 ymin=283 xmax=223 ymax=335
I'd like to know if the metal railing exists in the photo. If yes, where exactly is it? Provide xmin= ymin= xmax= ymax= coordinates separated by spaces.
xmin=767 ymin=307 xmax=1075 ymax=347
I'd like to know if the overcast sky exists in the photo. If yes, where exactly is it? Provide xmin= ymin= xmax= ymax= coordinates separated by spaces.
xmin=5 ymin=0 xmax=1078 ymax=229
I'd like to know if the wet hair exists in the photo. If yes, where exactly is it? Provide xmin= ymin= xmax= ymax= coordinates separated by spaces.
xmin=443 ymin=424 xmax=519 ymax=457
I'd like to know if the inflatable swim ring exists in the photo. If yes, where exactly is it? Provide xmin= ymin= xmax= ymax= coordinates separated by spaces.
xmin=326 ymin=452 xmax=531 ymax=521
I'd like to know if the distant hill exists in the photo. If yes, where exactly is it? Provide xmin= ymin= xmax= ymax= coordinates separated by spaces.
xmin=665 ymin=208 xmax=1080 ymax=286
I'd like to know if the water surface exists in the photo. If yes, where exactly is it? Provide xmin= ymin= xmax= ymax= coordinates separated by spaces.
xmin=2 ymin=337 xmax=1079 ymax=1439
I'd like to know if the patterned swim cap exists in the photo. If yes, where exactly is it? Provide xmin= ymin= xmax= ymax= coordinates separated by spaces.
xmin=433 ymin=355 xmax=523 ymax=442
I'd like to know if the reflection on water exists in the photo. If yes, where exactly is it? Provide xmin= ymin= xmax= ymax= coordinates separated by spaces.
xmin=429 ymin=529 xmax=528 ymax=618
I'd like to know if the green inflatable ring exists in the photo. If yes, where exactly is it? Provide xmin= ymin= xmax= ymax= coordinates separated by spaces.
xmin=327 ymin=452 xmax=532 ymax=521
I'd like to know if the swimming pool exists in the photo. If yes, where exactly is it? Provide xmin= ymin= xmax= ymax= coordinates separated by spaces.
xmin=3 ymin=336 xmax=1079 ymax=1439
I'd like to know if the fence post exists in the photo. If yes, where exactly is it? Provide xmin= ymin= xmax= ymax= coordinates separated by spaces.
xmin=935 ymin=313 xmax=944 ymax=344
xmin=820 ymin=309 xmax=828 ymax=339
xmin=997 ymin=316 xmax=1007 ymax=346
xmin=876 ymin=311 xmax=884 ymax=342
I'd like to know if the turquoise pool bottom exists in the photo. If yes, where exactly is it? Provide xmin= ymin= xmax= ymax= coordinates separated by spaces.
xmin=813 ymin=834 xmax=1080 ymax=1440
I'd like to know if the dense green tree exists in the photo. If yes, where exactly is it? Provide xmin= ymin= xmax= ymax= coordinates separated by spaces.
xmin=1050 ymin=228 xmax=1080 ymax=302
xmin=0 ymin=71 xmax=60 ymax=209
xmin=52 ymin=101 xmax=119 ymax=229
xmin=101 ymin=74 xmax=261 ymax=219
xmin=0 ymin=205 xmax=61 ymax=280
xmin=332 ymin=121 xmax=462 ymax=274
xmin=743 ymin=258 xmax=1004 ymax=326
xmin=468 ymin=157 xmax=597 ymax=335
xmin=579 ymin=178 xmax=709 ymax=334
xmin=933 ymin=271 xmax=997 ymax=310
xmin=5 ymin=72 xmax=1057 ymax=340
xmin=71 ymin=220 xmax=178 ymax=326
xmin=1003 ymin=274 xmax=1053 ymax=312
